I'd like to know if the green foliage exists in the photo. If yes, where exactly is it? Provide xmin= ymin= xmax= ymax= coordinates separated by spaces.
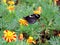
xmin=49 ymin=37 xmax=60 ymax=45
xmin=0 ymin=0 xmax=60 ymax=45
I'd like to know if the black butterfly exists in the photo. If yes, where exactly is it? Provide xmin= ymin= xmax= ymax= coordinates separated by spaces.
xmin=24 ymin=14 xmax=40 ymax=24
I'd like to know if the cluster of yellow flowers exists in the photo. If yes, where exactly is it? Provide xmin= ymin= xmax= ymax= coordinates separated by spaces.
xmin=3 ymin=0 xmax=15 ymax=12
xmin=18 ymin=33 xmax=36 ymax=44
xmin=7 ymin=0 xmax=15 ymax=12
xmin=18 ymin=6 xmax=42 ymax=26
xmin=3 ymin=30 xmax=36 ymax=44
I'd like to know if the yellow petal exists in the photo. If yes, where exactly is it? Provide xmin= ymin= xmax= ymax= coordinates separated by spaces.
xmin=8 ymin=1 xmax=15 ymax=5
xmin=34 ymin=7 xmax=42 ymax=14
xmin=3 ymin=0 xmax=6 ymax=3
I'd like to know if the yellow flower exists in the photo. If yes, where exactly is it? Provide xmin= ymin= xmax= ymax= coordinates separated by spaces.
xmin=34 ymin=11 xmax=40 ymax=14
xmin=3 ymin=30 xmax=16 ymax=42
xmin=19 ymin=19 xmax=28 ymax=26
xmin=8 ymin=1 xmax=15 ymax=5
xmin=18 ymin=33 xmax=23 ymax=40
xmin=27 ymin=36 xmax=34 ymax=43
xmin=34 ymin=7 xmax=42 ymax=14
xmin=7 ymin=5 xmax=15 ymax=12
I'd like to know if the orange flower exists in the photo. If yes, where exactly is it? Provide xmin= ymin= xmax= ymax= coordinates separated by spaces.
xmin=33 ymin=7 xmax=42 ymax=14
xmin=3 ymin=30 xmax=16 ymax=42
xmin=27 ymin=36 xmax=34 ymax=43
xmin=8 ymin=1 xmax=15 ymax=5
xmin=18 ymin=34 xmax=23 ymax=40
xmin=19 ymin=19 xmax=28 ymax=26
xmin=7 ymin=5 xmax=15 ymax=12
xmin=58 ymin=33 xmax=60 ymax=36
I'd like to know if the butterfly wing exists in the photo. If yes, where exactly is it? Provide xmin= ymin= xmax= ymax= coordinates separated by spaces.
xmin=24 ymin=14 xmax=40 ymax=24
xmin=24 ymin=15 xmax=36 ymax=24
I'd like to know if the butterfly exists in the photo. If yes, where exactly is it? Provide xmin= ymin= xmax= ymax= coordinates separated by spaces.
xmin=23 ymin=14 xmax=40 ymax=24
